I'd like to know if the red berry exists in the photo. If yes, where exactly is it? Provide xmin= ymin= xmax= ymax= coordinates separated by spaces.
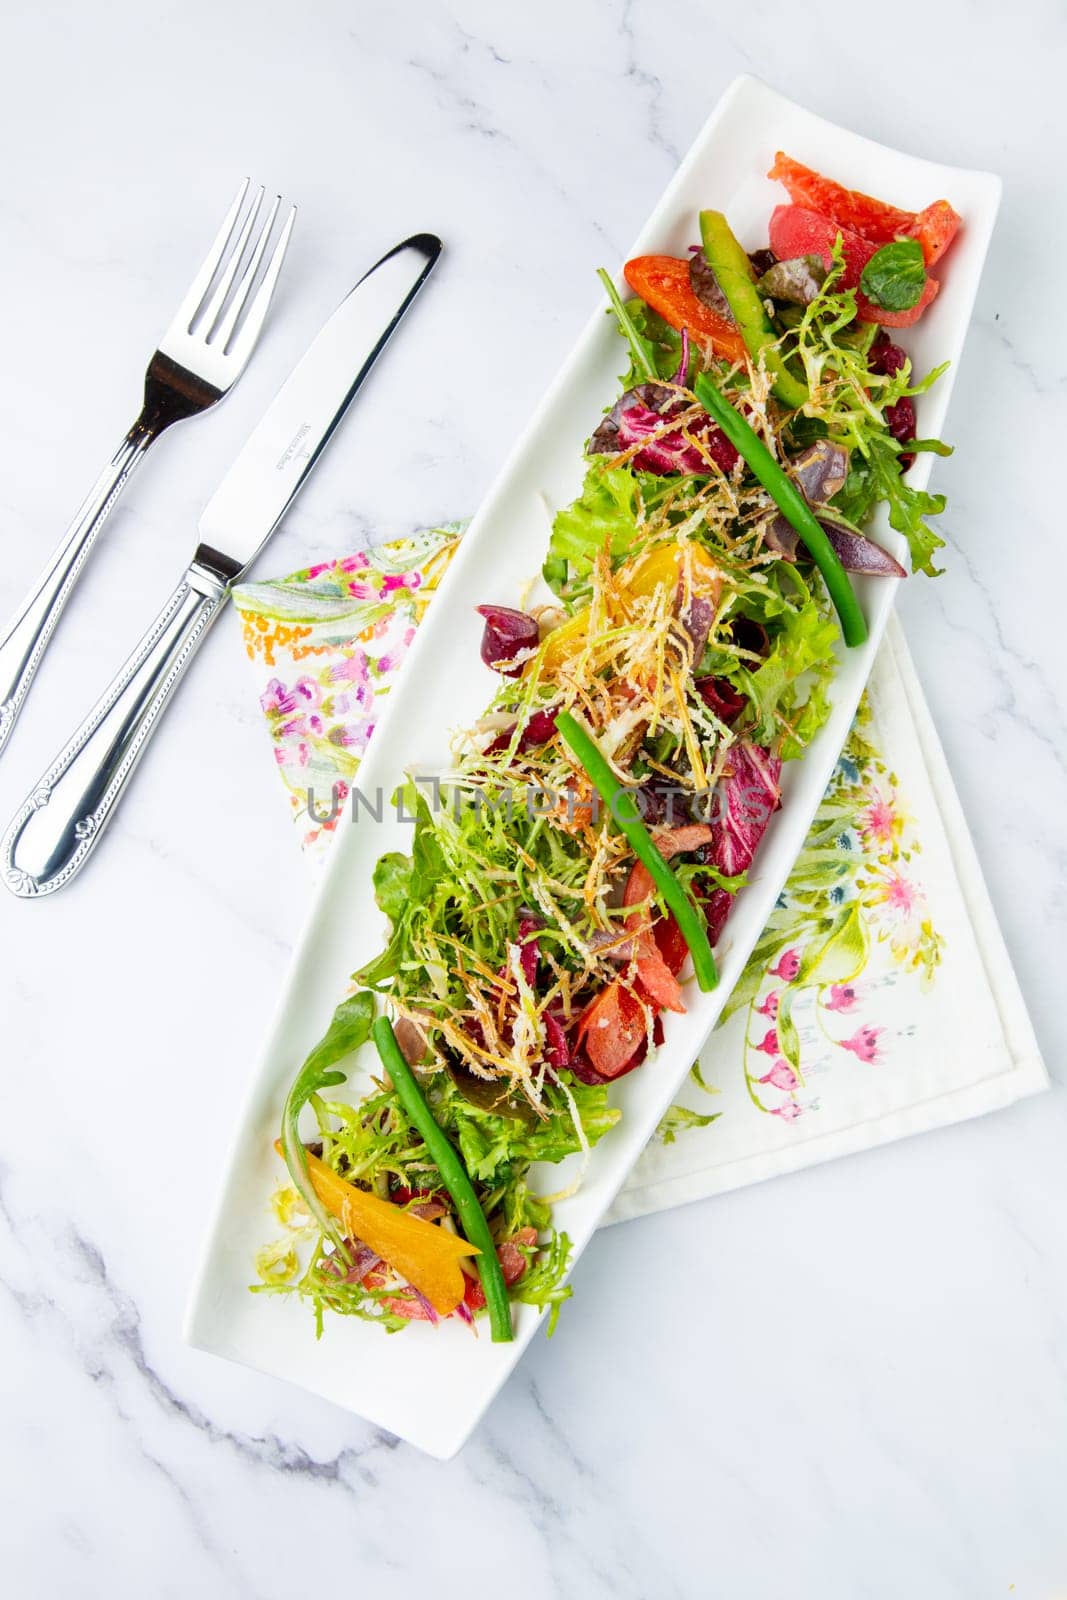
xmin=885 ymin=395 xmax=916 ymax=446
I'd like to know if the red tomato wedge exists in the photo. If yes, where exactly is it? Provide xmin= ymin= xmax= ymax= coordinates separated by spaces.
xmin=768 ymin=152 xmax=961 ymax=266
xmin=653 ymin=911 xmax=689 ymax=977
xmin=622 ymin=823 xmax=714 ymax=1012
xmin=623 ymin=255 xmax=749 ymax=364
xmin=464 ymin=1228 xmax=538 ymax=1312
xmin=575 ymin=979 xmax=649 ymax=1079
xmin=768 ymin=206 xmax=939 ymax=328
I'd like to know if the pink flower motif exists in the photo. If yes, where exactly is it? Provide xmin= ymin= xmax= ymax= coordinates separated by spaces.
xmin=376 ymin=654 xmax=395 ymax=675
xmin=756 ymin=990 xmax=780 ymax=1020
xmin=293 ymin=676 xmax=323 ymax=709
xmin=340 ymin=553 xmax=371 ymax=573
xmin=759 ymin=1058 xmax=798 ymax=1091
xmin=770 ymin=947 xmax=801 ymax=982
xmin=879 ymin=871 xmax=917 ymax=916
xmin=261 ymin=677 xmax=300 ymax=717
xmin=861 ymin=790 xmax=898 ymax=845
xmin=841 ymin=1025 xmax=884 ymax=1064
xmin=330 ymin=655 xmax=370 ymax=686
xmin=825 ymin=983 xmax=858 ymax=1013
xmin=329 ymin=723 xmax=371 ymax=752
xmin=345 ymin=579 xmax=379 ymax=600
xmin=771 ymin=1099 xmax=804 ymax=1122
xmin=275 ymin=740 xmax=311 ymax=769
xmin=307 ymin=560 xmax=333 ymax=579
xmin=754 ymin=1027 xmax=779 ymax=1057
xmin=381 ymin=571 xmax=421 ymax=593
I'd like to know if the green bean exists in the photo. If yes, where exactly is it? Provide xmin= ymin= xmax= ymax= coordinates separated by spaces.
xmin=698 ymin=209 xmax=809 ymax=410
xmin=555 ymin=711 xmax=718 ymax=992
xmin=693 ymin=371 xmax=868 ymax=647
xmin=371 ymin=1016 xmax=514 ymax=1342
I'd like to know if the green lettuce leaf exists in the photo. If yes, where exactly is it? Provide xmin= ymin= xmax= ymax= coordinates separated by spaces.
xmin=740 ymin=593 xmax=839 ymax=748
xmin=833 ymin=433 xmax=948 ymax=577
xmin=544 ymin=462 xmax=641 ymax=592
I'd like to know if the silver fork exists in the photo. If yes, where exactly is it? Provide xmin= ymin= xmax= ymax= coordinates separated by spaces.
xmin=0 ymin=179 xmax=296 ymax=756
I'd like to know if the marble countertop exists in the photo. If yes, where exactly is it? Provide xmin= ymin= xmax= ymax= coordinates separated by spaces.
xmin=0 ymin=2 xmax=1063 ymax=1594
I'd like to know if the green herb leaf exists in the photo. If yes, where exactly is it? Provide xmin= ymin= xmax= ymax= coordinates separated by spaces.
xmin=859 ymin=240 xmax=927 ymax=312
xmin=280 ymin=991 xmax=376 ymax=1244
xmin=373 ymin=851 xmax=412 ymax=922
xmin=832 ymin=433 xmax=947 ymax=576
xmin=596 ymin=267 xmax=656 ymax=382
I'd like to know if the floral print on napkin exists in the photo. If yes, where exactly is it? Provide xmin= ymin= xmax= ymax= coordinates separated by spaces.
xmin=718 ymin=702 xmax=944 ymax=1125
xmin=234 ymin=525 xmax=462 ymax=853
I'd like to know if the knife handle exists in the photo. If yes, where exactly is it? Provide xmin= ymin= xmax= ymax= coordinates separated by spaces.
xmin=0 ymin=428 xmax=155 ymax=758
xmin=1 ymin=568 xmax=227 ymax=897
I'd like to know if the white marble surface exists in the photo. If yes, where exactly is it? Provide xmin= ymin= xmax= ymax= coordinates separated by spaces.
xmin=0 ymin=1 xmax=1063 ymax=1593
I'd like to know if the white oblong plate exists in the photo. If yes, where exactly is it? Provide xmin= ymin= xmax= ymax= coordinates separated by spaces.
xmin=185 ymin=75 xmax=1001 ymax=1459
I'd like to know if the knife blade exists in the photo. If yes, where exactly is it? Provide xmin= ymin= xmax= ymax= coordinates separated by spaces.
xmin=2 ymin=233 xmax=441 ymax=897
xmin=196 ymin=232 xmax=440 ymax=580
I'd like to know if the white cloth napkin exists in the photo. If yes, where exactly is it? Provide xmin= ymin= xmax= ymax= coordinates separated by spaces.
xmin=608 ymin=615 xmax=1047 ymax=1222
xmin=231 ymin=529 xmax=1047 ymax=1226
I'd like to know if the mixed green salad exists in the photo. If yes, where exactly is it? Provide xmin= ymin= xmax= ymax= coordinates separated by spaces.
xmin=256 ymin=154 xmax=960 ymax=1341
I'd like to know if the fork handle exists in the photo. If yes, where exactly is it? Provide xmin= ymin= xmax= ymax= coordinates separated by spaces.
xmin=0 ymin=427 xmax=155 ymax=756
xmin=1 ymin=566 xmax=228 ymax=897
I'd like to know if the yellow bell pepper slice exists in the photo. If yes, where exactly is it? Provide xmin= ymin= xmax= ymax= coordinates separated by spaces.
xmin=536 ymin=609 xmax=591 ymax=674
xmin=534 ymin=542 xmax=720 ymax=675
xmin=627 ymin=540 xmax=721 ymax=600
xmin=276 ymin=1141 xmax=479 ymax=1314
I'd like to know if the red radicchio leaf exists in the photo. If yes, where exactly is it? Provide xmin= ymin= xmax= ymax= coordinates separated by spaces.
xmin=695 ymin=746 xmax=783 ymax=943
xmin=703 ymin=886 xmax=734 ymax=945
xmin=671 ymin=326 xmax=692 ymax=385
xmin=476 ymin=604 xmax=540 ymax=676
xmin=517 ymin=913 xmax=541 ymax=988
xmin=588 ymin=382 xmax=739 ymax=477
xmin=544 ymin=1010 xmax=570 ymax=1070
xmin=710 ymin=744 xmax=782 ymax=879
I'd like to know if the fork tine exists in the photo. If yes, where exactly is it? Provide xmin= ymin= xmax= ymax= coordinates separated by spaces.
xmin=211 ymin=193 xmax=282 ymax=352
xmin=170 ymin=177 xmax=251 ymax=336
xmin=225 ymin=204 xmax=297 ymax=371
xmin=197 ymin=185 xmax=265 ymax=337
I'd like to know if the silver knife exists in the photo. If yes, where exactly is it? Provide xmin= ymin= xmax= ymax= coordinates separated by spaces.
xmin=2 ymin=233 xmax=441 ymax=898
